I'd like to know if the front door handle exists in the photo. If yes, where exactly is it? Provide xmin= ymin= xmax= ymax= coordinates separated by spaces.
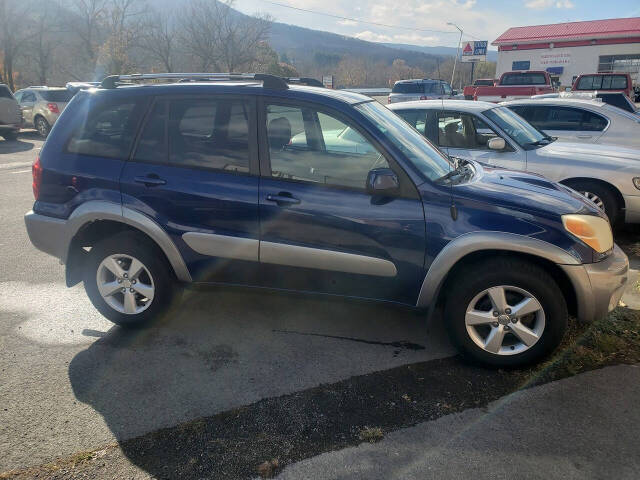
xmin=266 ymin=193 xmax=301 ymax=206
xmin=134 ymin=175 xmax=166 ymax=187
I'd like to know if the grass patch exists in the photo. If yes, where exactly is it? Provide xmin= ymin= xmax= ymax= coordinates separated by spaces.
xmin=517 ymin=306 xmax=640 ymax=386
xmin=358 ymin=426 xmax=384 ymax=443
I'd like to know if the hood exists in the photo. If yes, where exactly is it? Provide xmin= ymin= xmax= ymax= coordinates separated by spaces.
xmin=537 ymin=141 xmax=640 ymax=164
xmin=452 ymin=162 xmax=601 ymax=218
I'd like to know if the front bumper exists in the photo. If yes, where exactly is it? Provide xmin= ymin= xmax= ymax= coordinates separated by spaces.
xmin=24 ymin=210 xmax=69 ymax=262
xmin=560 ymin=244 xmax=629 ymax=323
xmin=624 ymin=195 xmax=640 ymax=224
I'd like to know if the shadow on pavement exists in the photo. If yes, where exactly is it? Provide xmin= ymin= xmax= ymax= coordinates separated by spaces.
xmin=68 ymin=287 xmax=453 ymax=476
xmin=0 ymin=138 xmax=34 ymax=154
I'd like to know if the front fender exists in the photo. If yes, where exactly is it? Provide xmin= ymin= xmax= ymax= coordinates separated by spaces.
xmin=416 ymin=231 xmax=581 ymax=309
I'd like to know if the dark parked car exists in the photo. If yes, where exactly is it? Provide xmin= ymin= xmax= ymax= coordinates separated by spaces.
xmin=24 ymin=73 xmax=628 ymax=367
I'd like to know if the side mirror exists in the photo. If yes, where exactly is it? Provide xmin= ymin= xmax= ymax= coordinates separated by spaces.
xmin=366 ymin=168 xmax=399 ymax=195
xmin=452 ymin=90 xmax=458 ymax=96
xmin=488 ymin=137 xmax=506 ymax=151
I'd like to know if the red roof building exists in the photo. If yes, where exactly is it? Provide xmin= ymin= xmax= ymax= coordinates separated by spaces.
xmin=493 ymin=17 xmax=640 ymax=87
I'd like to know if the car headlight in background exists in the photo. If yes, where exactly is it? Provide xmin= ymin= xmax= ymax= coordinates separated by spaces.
xmin=633 ymin=177 xmax=640 ymax=190
xmin=562 ymin=214 xmax=613 ymax=253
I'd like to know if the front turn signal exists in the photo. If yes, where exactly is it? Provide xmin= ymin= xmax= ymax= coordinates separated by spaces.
xmin=562 ymin=214 xmax=613 ymax=254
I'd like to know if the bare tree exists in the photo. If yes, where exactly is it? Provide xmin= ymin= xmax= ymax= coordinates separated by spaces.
xmin=140 ymin=10 xmax=178 ymax=72
xmin=24 ymin=0 xmax=64 ymax=85
xmin=180 ymin=0 xmax=271 ymax=72
xmin=97 ymin=0 xmax=146 ymax=75
xmin=0 ymin=0 xmax=33 ymax=90
xmin=67 ymin=0 xmax=108 ymax=66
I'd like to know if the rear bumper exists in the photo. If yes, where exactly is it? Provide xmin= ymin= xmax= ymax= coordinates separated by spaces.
xmin=624 ymin=194 xmax=640 ymax=223
xmin=560 ymin=244 xmax=629 ymax=323
xmin=24 ymin=211 xmax=69 ymax=262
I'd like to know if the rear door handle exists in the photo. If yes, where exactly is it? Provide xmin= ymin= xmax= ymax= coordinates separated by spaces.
xmin=266 ymin=193 xmax=301 ymax=206
xmin=134 ymin=175 xmax=166 ymax=187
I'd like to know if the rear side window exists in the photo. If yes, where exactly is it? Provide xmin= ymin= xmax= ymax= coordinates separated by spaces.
xmin=134 ymin=101 xmax=167 ymax=163
xmin=40 ymin=90 xmax=74 ymax=102
xmin=520 ymin=106 xmax=607 ymax=132
xmin=66 ymin=98 xmax=144 ymax=159
xmin=501 ymin=73 xmax=547 ymax=85
xmin=0 ymin=85 xmax=13 ymax=98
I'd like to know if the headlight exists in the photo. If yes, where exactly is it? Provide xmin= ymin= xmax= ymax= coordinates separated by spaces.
xmin=633 ymin=177 xmax=640 ymax=190
xmin=562 ymin=214 xmax=613 ymax=253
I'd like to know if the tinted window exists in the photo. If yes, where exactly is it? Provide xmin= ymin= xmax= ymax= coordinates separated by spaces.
xmin=474 ymin=79 xmax=494 ymax=86
xmin=134 ymin=101 xmax=167 ymax=163
xmin=577 ymin=75 xmax=628 ymax=90
xmin=267 ymin=103 xmax=389 ymax=189
xmin=0 ymin=85 xmax=13 ymax=98
xmin=521 ymin=106 xmax=607 ymax=132
xmin=501 ymin=73 xmax=547 ymax=85
xmin=168 ymin=98 xmax=250 ymax=172
xmin=438 ymin=112 xmax=499 ymax=149
xmin=66 ymin=99 xmax=143 ymax=159
xmin=40 ymin=90 xmax=74 ymax=102
xmin=392 ymin=83 xmax=423 ymax=94
xmin=21 ymin=92 xmax=36 ymax=102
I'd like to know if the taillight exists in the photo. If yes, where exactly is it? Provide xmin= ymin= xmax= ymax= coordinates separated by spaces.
xmin=388 ymin=97 xmax=391 ymax=104
xmin=47 ymin=103 xmax=60 ymax=114
xmin=420 ymin=96 xmax=427 ymax=100
xmin=32 ymin=156 xmax=42 ymax=200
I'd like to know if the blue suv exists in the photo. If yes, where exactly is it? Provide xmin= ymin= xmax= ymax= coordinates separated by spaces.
xmin=25 ymin=73 xmax=629 ymax=367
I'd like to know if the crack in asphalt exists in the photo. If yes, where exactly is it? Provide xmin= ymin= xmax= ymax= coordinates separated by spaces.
xmin=272 ymin=329 xmax=426 ymax=351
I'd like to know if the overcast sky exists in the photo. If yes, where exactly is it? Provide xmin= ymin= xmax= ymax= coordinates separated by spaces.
xmin=234 ymin=0 xmax=640 ymax=50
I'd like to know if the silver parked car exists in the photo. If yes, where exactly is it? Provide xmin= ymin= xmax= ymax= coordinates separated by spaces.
xmin=389 ymin=100 xmax=640 ymax=225
xmin=14 ymin=86 xmax=74 ymax=138
xmin=0 ymin=84 xmax=21 ymax=141
xmin=388 ymin=79 xmax=455 ymax=104
xmin=502 ymin=98 xmax=640 ymax=149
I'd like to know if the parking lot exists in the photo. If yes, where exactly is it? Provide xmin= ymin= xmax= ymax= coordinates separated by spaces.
xmin=1 ymin=132 xmax=640 ymax=479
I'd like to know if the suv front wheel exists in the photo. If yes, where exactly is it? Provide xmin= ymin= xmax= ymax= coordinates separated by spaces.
xmin=444 ymin=258 xmax=568 ymax=367
xmin=84 ymin=231 xmax=176 ymax=327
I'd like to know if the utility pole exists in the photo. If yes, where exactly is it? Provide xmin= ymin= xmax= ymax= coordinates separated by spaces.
xmin=447 ymin=22 xmax=463 ymax=88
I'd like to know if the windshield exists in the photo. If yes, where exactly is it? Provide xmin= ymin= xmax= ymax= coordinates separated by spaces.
xmin=483 ymin=106 xmax=549 ymax=149
xmin=40 ymin=90 xmax=73 ymax=102
xmin=355 ymin=101 xmax=452 ymax=181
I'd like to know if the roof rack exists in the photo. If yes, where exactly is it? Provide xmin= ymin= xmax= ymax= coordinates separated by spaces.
xmin=100 ymin=73 xmax=325 ymax=90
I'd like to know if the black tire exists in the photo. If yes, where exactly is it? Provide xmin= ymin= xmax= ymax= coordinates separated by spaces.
xmin=2 ymin=131 xmax=18 ymax=141
xmin=444 ymin=257 xmax=568 ymax=367
xmin=567 ymin=180 xmax=620 ymax=226
xmin=35 ymin=116 xmax=51 ymax=138
xmin=83 ymin=231 xmax=176 ymax=328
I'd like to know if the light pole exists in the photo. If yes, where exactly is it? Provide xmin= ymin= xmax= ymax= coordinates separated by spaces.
xmin=447 ymin=22 xmax=463 ymax=89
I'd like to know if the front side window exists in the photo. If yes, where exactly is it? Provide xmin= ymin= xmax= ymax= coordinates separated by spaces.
xmin=66 ymin=98 xmax=143 ymax=159
xmin=266 ymin=103 xmax=389 ymax=189
xmin=355 ymin=101 xmax=451 ymax=181
xmin=437 ymin=112 xmax=499 ymax=150
xmin=442 ymin=83 xmax=453 ymax=95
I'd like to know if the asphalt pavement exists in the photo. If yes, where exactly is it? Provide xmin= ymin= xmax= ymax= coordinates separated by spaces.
xmin=0 ymin=132 xmax=639 ymax=479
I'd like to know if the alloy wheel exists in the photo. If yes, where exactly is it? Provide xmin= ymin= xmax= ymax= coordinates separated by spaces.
xmin=465 ymin=285 xmax=545 ymax=355
xmin=96 ymin=254 xmax=155 ymax=314
xmin=580 ymin=190 xmax=605 ymax=211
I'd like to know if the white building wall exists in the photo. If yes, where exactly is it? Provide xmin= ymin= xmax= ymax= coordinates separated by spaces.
xmin=496 ymin=42 xmax=640 ymax=86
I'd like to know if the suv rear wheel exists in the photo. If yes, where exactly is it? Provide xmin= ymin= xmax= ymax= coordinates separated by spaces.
xmin=35 ymin=116 xmax=51 ymax=138
xmin=84 ymin=231 xmax=176 ymax=327
xmin=444 ymin=258 xmax=568 ymax=367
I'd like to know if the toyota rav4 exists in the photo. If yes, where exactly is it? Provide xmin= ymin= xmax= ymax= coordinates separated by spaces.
xmin=24 ymin=73 xmax=628 ymax=367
